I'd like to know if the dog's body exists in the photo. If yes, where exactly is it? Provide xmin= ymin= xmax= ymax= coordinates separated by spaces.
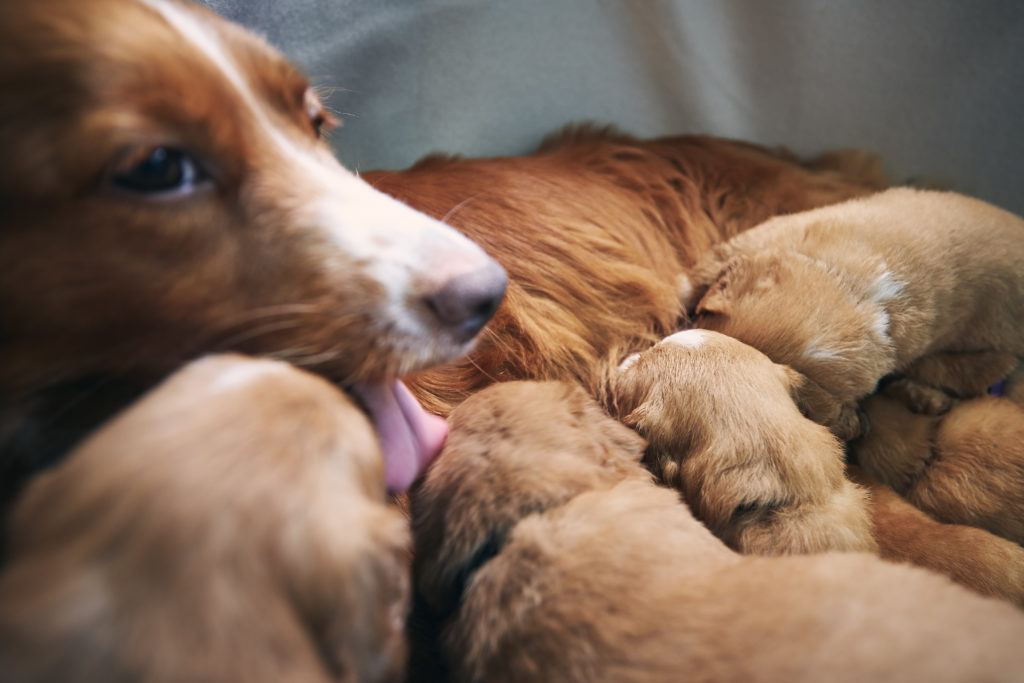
xmin=854 ymin=393 xmax=1024 ymax=545
xmin=0 ymin=356 xmax=411 ymax=683
xmin=412 ymin=381 xmax=1024 ymax=683
xmin=613 ymin=329 xmax=876 ymax=555
xmin=680 ymin=187 xmax=1024 ymax=439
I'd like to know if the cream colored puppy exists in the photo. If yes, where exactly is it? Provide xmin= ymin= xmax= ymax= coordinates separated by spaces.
xmin=679 ymin=188 xmax=1024 ymax=439
xmin=412 ymin=380 xmax=1024 ymax=683
xmin=614 ymin=329 xmax=875 ymax=555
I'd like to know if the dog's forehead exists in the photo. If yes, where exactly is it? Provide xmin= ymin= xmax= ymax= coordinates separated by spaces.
xmin=2 ymin=0 xmax=306 ymax=127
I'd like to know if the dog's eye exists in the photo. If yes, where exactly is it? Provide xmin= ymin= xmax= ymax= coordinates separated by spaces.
xmin=304 ymin=88 xmax=338 ymax=138
xmin=110 ymin=147 xmax=209 ymax=197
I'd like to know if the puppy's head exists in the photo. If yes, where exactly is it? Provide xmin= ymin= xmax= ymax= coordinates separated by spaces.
xmin=0 ymin=355 xmax=413 ymax=682
xmin=691 ymin=250 xmax=892 ymax=401
xmin=410 ymin=380 xmax=648 ymax=616
xmin=614 ymin=330 xmax=842 ymax=528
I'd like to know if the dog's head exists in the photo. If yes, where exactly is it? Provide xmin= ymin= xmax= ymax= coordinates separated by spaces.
xmin=0 ymin=355 xmax=412 ymax=682
xmin=409 ymin=380 xmax=648 ymax=616
xmin=614 ymin=329 xmax=844 ymax=530
xmin=0 ymin=0 xmax=506 ymax=490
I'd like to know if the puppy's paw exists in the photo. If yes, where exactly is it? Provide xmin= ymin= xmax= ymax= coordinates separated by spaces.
xmin=882 ymin=378 xmax=956 ymax=415
xmin=830 ymin=403 xmax=868 ymax=442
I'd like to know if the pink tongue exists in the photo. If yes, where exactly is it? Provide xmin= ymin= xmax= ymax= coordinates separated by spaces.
xmin=353 ymin=380 xmax=448 ymax=493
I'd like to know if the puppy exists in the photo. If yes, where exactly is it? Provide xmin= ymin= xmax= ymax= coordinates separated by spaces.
xmin=613 ymin=329 xmax=876 ymax=555
xmin=412 ymin=381 xmax=1024 ymax=683
xmin=848 ymin=466 xmax=1024 ymax=608
xmin=679 ymin=187 xmax=1024 ymax=440
xmin=0 ymin=355 xmax=410 ymax=683
xmin=368 ymin=129 xmax=889 ymax=416
xmin=0 ymin=0 xmax=506 ymax=505
xmin=852 ymin=392 xmax=1024 ymax=545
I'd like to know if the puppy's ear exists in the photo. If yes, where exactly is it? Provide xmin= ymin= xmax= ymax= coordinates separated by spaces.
xmin=783 ymin=366 xmax=843 ymax=426
xmin=784 ymin=367 xmax=865 ymax=440
xmin=694 ymin=254 xmax=765 ymax=316
xmin=695 ymin=278 xmax=730 ymax=316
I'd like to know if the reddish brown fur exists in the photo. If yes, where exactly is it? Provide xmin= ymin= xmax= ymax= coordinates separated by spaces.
xmin=0 ymin=356 xmax=410 ymax=683
xmin=853 ymin=393 xmax=1024 ymax=545
xmin=413 ymin=381 xmax=1024 ymax=683
xmin=612 ymin=330 xmax=875 ymax=555
xmin=368 ymin=129 xmax=888 ymax=414
xmin=681 ymin=188 xmax=1024 ymax=440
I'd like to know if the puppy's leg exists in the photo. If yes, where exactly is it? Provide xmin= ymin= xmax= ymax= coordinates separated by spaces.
xmin=884 ymin=351 xmax=1019 ymax=415
xmin=849 ymin=467 xmax=1024 ymax=608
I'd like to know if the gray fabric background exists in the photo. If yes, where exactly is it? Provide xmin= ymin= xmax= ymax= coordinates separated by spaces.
xmin=200 ymin=0 xmax=1024 ymax=215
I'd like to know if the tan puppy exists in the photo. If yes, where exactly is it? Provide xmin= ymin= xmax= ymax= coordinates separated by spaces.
xmin=613 ymin=329 xmax=876 ymax=555
xmin=848 ymin=466 xmax=1024 ymax=607
xmin=679 ymin=188 xmax=1024 ymax=439
xmin=0 ymin=356 xmax=410 ymax=683
xmin=412 ymin=381 xmax=1024 ymax=683
xmin=853 ymin=392 xmax=1024 ymax=545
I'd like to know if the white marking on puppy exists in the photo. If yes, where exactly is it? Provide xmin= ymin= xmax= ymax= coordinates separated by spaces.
xmin=867 ymin=270 xmax=906 ymax=304
xmin=662 ymin=329 xmax=710 ymax=349
xmin=871 ymin=308 xmax=892 ymax=344
xmin=676 ymin=273 xmax=695 ymax=307
xmin=802 ymin=335 xmax=846 ymax=363
xmin=618 ymin=352 xmax=643 ymax=373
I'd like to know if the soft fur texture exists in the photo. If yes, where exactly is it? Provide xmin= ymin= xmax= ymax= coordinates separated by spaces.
xmin=412 ymin=381 xmax=1024 ymax=683
xmin=679 ymin=187 xmax=1024 ymax=440
xmin=367 ymin=132 xmax=889 ymax=415
xmin=0 ymin=355 xmax=411 ymax=683
xmin=853 ymin=392 xmax=1024 ymax=545
xmin=0 ymin=0 xmax=506 ymax=503
xmin=849 ymin=466 xmax=1024 ymax=607
xmin=613 ymin=329 xmax=876 ymax=555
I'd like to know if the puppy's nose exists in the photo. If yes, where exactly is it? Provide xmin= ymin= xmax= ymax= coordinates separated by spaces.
xmin=425 ymin=261 xmax=507 ymax=340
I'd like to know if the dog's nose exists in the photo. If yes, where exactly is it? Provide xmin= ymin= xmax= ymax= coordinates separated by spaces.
xmin=425 ymin=261 xmax=507 ymax=340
